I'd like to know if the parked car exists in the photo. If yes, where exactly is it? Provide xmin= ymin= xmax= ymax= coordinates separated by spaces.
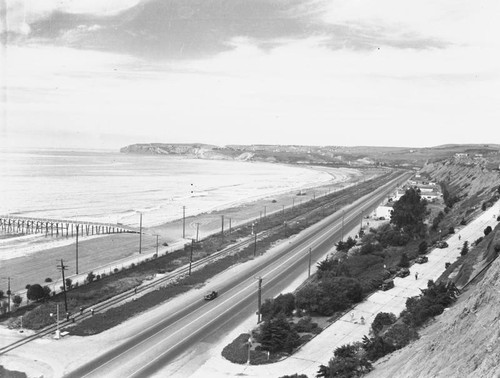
xmin=396 ymin=268 xmax=410 ymax=278
xmin=416 ymin=256 xmax=428 ymax=264
xmin=436 ymin=241 xmax=449 ymax=249
xmin=381 ymin=279 xmax=394 ymax=291
xmin=204 ymin=290 xmax=218 ymax=301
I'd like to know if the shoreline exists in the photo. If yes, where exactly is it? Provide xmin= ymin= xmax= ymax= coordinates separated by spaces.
xmin=1 ymin=166 xmax=378 ymax=293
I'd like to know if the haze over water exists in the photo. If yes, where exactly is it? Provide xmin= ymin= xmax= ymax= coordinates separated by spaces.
xmin=0 ymin=149 xmax=335 ymax=228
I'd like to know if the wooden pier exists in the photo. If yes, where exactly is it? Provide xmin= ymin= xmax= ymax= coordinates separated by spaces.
xmin=0 ymin=215 xmax=139 ymax=237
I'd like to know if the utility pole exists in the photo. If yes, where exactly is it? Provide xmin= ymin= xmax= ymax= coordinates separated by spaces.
xmin=182 ymin=206 xmax=186 ymax=238
xmin=189 ymin=239 xmax=194 ymax=275
xmin=2 ymin=277 xmax=11 ymax=313
xmin=283 ymin=221 xmax=287 ymax=238
xmin=139 ymin=212 xmax=142 ymax=254
xmin=221 ymin=215 xmax=224 ymax=235
xmin=256 ymin=276 xmax=263 ymax=324
xmin=75 ymin=225 xmax=79 ymax=274
xmin=253 ymin=231 xmax=257 ymax=257
xmin=308 ymin=248 xmax=312 ymax=278
xmin=156 ymin=235 xmax=159 ymax=255
xmin=341 ymin=210 xmax=345 ymax=242
xmin=196 ymin=223 xmax=200 ymax=242
xmin=57 ymin=259 xmax=68 ymax=313
xmin=229 ymin=218 xmax=232 ymax=234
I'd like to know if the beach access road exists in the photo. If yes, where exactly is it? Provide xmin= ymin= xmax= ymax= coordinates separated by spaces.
xmin=64 ymin=171 xmax=410 ymax=378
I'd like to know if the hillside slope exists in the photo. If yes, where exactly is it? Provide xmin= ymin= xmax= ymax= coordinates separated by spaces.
xmin=367 ymin=221 xmax=500 ymax=378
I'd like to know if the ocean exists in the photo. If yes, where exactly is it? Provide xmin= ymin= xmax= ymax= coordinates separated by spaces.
xmin=0 ymin=148 xmax=335 ymax=229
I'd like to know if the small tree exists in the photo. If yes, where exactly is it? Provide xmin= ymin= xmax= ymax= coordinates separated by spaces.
xmin=27 ymin=284 xmax=46 ymax=302
xmin=87 ymin=271 xmax=96 ymax=283
xmin=448 ymin=226 xmax=455 ymax=234
xmin=13 ymin=295 xmax=22 ymax=307
xmin=44 ymin=277 xmax=52 ymax=283
xmin=461 ymin=241 xmax=469 ymax=256
xmin=484 ymin=226 xmax=493 ymax=236
xmin=43 ymin=285 xmax=51 ymax=298
xmin=371 ymin=312 xmax=397 ymax=335
xmin=65 ymin=278 xmax=73 ymax=290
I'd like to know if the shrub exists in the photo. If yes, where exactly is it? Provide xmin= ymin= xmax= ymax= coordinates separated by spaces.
xmin=484 ymin=226 xmax=493 ymax=236
xmin=279 ymin=374 xmax=307 ymax=378
xmin=113 ymin=268 xmax=119 ymax=273
xmin=96 ymin=274 xmax=101 ymax=281
xmin=258 ymin=315 xmax=300 ymax=354
xmin=474 ymin=237 xmax=484 ymax=246
xmin=461 ymin=241 xmax=469 ymax=256
xmin=371 ymin=312 xmax=397 ymax=335
xmin=86 ymin=271 xmax=96 ymax=283
xmin=383 ymin=323 xmax=418 ymax=349
xmin=43 ymin=286 xmax=51 ymax=298
xmin=448 ymin=226 xmax=455 ymax=234
xmin=27 ymin=284 xmax=46 ymax=301
xmin=482 ymin=202 xmax=487 ymax=211
xmin=44 ymin=277 xmax=52 ymax=283
xmin=294 ymin=316 xmax=318 ymax=333
xmin=418 ymin=241 xmax=428 ymax=254
xmin=260 ymin=293 xmax=296 ymax=320
xmin=0 ymin=290 xmax=3 ymax=298
xmin=65 ymin=278 xmax=73 ymax=290
xmin=13 ymin=295 xmax=22 ymax=307
xmin=296 ymin=276 xmax=362 ymax=316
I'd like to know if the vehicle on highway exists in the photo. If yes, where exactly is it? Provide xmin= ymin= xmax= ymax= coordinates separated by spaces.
xmin=416 ymin=256 xmax=428 ymax=264
xmin=436 ymin=241 xmax=449 ymax=248
xmin=396 ymin=268 xmax=410 ymax=278
xmin=204 ymin=290 xmax=218 ymax=300
xmin=381 ymin=279 xmax=394 ymax=291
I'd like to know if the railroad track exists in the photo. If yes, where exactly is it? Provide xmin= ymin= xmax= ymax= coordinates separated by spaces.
xmin=0 ymin=171 xmax=404 ymax=356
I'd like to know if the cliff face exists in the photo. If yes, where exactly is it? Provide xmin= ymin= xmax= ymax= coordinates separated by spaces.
xmin=368 ymin=225 xmax=500 ymax=378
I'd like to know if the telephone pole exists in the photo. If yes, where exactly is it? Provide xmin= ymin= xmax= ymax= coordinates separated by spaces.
xmin=221 ymin=215 xmax=224 ymax=235
xmin=253 ymin=231 xmax=258 ymax=257
xmin=189 ymin=239 xmax=194 ymax=275
xmin=182 ymin=206 xmax=186 ymax=238
xmin=196 ymin=223 xmax=200 ymax=242
xmin=256 ymin=276 xmax=263 ymax=323
xmin=1 ymin=277 xmax=11 ymax=313
xmin=57 ymin=259 xmax=69 ymax=313
xmin=139 ymin=212 xmax=143 ymax=254
xmin=156 ymin=234 xmax=159 ymax=255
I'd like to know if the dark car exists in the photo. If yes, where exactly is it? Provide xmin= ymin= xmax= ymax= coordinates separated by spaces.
xmin=381 ymin=279 xmax=394 ymax=291
xmin=396 ymin=268 xmax=410 ymax=278
xmin=416 ymin=256 xmax=428 ymax=264
xmin=204 ymin=290 xmax=218 ymax=301
xmin=436 ymin=241 xmax=449 ymax=249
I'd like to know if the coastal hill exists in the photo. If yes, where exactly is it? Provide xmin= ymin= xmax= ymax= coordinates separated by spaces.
xmin=121 ymin=143 xmax=500 ymax=168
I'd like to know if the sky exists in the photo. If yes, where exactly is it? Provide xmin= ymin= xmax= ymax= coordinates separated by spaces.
xmin=1 ymin=0 xmax=499 ymax=150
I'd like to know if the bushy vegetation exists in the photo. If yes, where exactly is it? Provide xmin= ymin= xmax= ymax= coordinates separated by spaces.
xmin=260 ymin=293 xmax=295 ymax=320
xmin=295 ymin=276 xmax=362 ymax=316
xmin=390 ymin=187 xmax=428 ymax=237
xmin=256 ymin=315 xmax=301 ymax=354
xmin=401 ymin=280 xmax=458 ymax=328
xmin=371 ymin=312 xmax=397 ymax=334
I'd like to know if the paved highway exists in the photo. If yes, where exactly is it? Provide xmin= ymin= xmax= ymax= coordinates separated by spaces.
xmin=65 ymin=171 xmax=411 ymax=378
